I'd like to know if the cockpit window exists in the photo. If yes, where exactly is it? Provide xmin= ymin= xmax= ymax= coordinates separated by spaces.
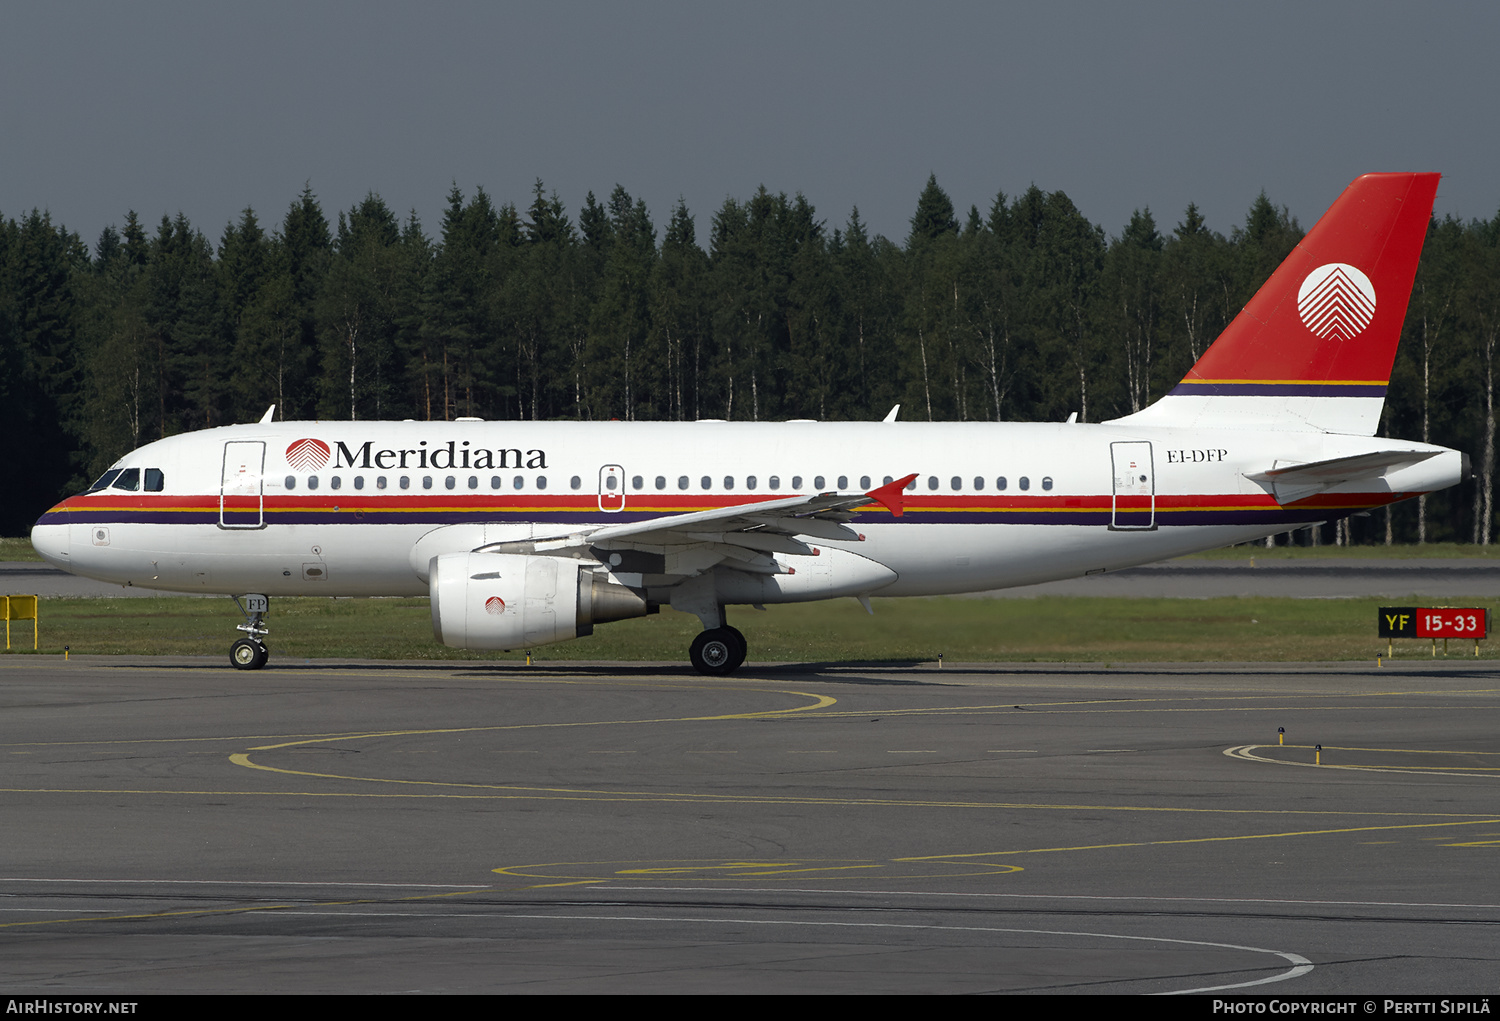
xmin=110 ymin=468 xmax=141 ymax=492
xmin=144 ymin=468 xmax=164 ymax=492
xmin=88 ymin=469 xmax=123 ymax=492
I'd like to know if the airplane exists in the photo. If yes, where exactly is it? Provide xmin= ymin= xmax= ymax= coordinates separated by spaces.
xmin=29 ymin=172 xmax=1466 ymax=674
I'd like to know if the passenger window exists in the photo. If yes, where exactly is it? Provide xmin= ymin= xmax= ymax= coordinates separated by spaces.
xmin=814 ymin=476 xmax=825 ymax=489
xmin=927 ymin=476 xmax=938 ymax=490
xmin=724 ymin=476 xmax=735 ymax=490
xmin=996 ymin=477 xmax=1007 ymax=491
xmin=701 ymin=476 xmax=711 ymax=489
xmin=537 ymin=476 xmax=547 ymax=490
xmin=400 ymin=476 xmax=410 ymax=490
xmin=678 ymin=476 xmax=689 ymax=490
xmin=353 ymin=476 xmax=364 ymax=490
xmin=376 ymin=476 xmax=387 ymax=490
xmin=570 ymin=476 xmax=581 ymax=490
xmin=285 ymin=475 xmax=296 ymax=490
xmin=1019 ymin=476 xmax=1030 ymax=491
xmin=838 ymin=476 xmax=848 ymax=489
xmin=144 ymin=468 xmax=164 ymax=492
xmin=884 ymin=476 xmax=894 ymax=485
xmin=469 ymin=475 xmax=479 ymax=490
xmin=791 ymin=476 xmax=801 ymax=488
xmin=308 ymin=476 xmax=320 ymax=490
xmin=1042 ymin=477 xmax=1053 ymax=491
xmin=513 ymin=476 xmax=523 ymax=489
xmin=973 ymin=476 xmax=984 ymax=490
xmin=330 ymin=476 xmax=341 ymax=490
xmin=903 ymin=477 xmax=915 ymax=491
xmin=747 ymin=476 xmax=757 ymax=490
xmin=951 ymin=477 xmax=962 ymax=491
xmin=445 ymin=476 xmax=455 ymax=490
xmin=769 ymin=476 xmax=780 ymax=490
xmin=859 ymin=476 xmax=870 ymax=489
xmin=655 ymin=475 xmax=666 ymax=490
xmin=632 ymin=475 xmax=644 ymax=490
xmin=422 ymin=476 xmax=432 ymax=490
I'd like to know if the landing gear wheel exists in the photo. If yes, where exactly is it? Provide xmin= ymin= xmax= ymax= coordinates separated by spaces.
xmin=723 ymin=625 xmax=747 ymax=671
xmin=230 ymin=638 xmax=268 ymax=671
xmin=690 ymin=628 xmax=741 ymax=676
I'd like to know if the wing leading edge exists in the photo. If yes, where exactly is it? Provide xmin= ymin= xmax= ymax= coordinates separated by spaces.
xmin=474 ymin=473 xmax=918 ymax=579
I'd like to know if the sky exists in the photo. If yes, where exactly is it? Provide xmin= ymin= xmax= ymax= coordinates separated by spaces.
xmin=3 ymin=1 xmax=1498 ymax=253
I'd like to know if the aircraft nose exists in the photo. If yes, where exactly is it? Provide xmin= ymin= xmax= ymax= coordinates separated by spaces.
xmin=30 ymin=518 xmax=71 ymax=571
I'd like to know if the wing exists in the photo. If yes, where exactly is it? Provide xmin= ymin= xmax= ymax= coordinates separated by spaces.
xmin=477 ymin=473 xmax=917 ymax=578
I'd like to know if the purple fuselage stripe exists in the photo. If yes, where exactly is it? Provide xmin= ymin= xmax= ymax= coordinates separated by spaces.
xmin=37 ymin=506 xmax=1342 ymax=528
xmin=1168 ymin=383 xmax=1388 ymax=397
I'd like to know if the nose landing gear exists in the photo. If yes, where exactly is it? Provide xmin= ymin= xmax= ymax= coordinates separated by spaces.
xmin=230 ymin=594 xmax=270 ymax=670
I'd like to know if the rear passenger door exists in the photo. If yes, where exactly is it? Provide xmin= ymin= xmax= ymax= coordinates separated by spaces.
xmin=1110 ymin=441 xmax=1156 ymax=530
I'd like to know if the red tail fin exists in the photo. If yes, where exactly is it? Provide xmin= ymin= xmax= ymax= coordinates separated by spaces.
xmin=1116 ymin=173 xmax=1439 ymax=435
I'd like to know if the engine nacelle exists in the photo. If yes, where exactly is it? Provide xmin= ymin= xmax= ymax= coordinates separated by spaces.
xmin=430 ymin=552 xmax=652 ymax=650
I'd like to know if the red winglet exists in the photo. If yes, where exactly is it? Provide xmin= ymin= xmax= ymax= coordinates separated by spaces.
xmin=865 ymin=473 xmax=918 ymax=517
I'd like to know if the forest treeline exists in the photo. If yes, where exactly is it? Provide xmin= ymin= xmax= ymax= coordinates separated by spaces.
xmin=1 ymin=176 xmax=1496 ymax=541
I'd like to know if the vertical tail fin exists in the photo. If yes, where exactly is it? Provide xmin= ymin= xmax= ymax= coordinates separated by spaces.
xmin=1113 ymin=172 xmax=1439 ymax=435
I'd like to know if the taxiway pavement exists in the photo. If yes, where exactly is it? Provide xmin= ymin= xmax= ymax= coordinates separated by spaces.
xmin=2 ymin=656 xmax=1497 ymax=994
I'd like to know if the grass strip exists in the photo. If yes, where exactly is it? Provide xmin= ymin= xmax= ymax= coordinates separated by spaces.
xmin=2 ymin=594 xmax=1495 ymax=663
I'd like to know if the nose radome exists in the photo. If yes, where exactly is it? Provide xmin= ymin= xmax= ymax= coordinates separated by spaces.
xmin=30 ymin=519 xmax=71 ymax=571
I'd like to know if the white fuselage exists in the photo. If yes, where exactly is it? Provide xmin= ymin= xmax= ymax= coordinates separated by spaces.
xmin=30 ymin=420 xmax=1463 ymax=601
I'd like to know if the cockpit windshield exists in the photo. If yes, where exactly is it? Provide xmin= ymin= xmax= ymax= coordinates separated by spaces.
xmin=85 ymin=467 xmax=164 ymax=493
xmin=88 ymin=469 xmax=123 ymax=492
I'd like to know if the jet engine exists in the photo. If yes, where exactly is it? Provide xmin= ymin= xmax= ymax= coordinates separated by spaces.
xmin=429 ymin=551 xmax=653 ymax=650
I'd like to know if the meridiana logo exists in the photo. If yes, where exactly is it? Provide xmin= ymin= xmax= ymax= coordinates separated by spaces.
xmin=285 ymin=437 xmax=331 ymax=470
xmin=485 ymin=596 xmax=506 ymax=615
xmin=1297 ymin=263 xmax=1376 ymax=341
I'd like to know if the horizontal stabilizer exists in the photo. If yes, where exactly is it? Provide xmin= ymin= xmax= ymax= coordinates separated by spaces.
xmin=1245 ymin=450 xmax=1438 ymax=505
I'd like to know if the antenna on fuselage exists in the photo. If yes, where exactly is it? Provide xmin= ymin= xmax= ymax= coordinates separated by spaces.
xmin=258 ymin=405 xmax=276 ymax=424
xmin=882 ymin=404 xmax=900 ymax=423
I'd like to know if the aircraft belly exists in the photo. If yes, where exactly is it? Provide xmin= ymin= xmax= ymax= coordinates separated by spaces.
xmin=853 ymin=522 xmax=1301 ymax=597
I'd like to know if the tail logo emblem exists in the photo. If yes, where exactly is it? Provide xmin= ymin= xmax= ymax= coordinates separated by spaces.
xmin=285 ymin=438 xmax=331 ymax=471
xmin=1297 ymin=263 xmax=1376 ymax=341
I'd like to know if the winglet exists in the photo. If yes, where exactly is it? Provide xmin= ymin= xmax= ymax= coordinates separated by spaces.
xmin=865 ymin=473 xmax=918 ymax=516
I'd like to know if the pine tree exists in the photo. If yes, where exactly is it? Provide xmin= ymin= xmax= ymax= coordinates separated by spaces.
xmin=908 ymin=174 xmax=959 ymax=248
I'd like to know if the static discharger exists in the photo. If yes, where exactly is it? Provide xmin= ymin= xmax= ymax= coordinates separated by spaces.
xmin=1 ymin=594 xmax=38 ymax=651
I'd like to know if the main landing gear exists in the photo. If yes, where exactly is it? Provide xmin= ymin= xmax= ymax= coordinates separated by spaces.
xmin=230 ymin=594 xmax=270 ymax=670
xmin=689 ymin=624 xmax=746 ymax=676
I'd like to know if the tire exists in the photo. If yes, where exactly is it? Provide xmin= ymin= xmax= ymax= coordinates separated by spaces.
xmin=689 ymin=628 xmax=740 ymax=676
xmin=230 ymin=638 xmax=268 ymax=671
xmin=723 ymin=625 xmax=747 ymax=671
